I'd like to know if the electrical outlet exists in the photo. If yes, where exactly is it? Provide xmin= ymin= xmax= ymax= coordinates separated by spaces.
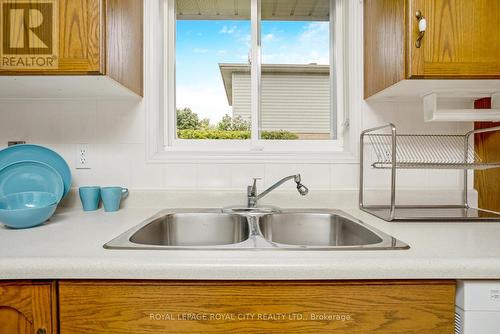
xmin=8 ymin=141 xmax=26 ymax=146
xmin=76 ymin=145 xmax=92 ymax=169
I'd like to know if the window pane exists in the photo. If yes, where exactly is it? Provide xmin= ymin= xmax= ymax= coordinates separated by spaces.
xmin=175 ymin=0 xmax=251 ymax=140
xmin=259 ymin=0 xmax=333 ymax=140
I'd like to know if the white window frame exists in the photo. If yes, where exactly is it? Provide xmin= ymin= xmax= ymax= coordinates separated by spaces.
xmin=145 ymin=0 xmax=363 ymax=164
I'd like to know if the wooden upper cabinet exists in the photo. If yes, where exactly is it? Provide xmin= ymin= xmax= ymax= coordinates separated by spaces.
xmin=58 ymin=0 xmax=103 ymax=73
xmin=409 ymin=0 xmax=500 ymax=78
xmin=364 ymin=0 xmax=500 ymax=98
xmin=0 ymin=281 xmax=57 ymax=334
xmin=0 ymin=0 xmax=143 ymax=95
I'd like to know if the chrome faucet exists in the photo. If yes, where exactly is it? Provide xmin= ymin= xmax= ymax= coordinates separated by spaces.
xmin=247 ymin=174 xmax=309 ymax=207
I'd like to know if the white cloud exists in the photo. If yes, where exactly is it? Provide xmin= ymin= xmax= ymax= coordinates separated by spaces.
xmin=192 ymin=48 xmax=209 ymax=54
xmin=299 ymin=22 xmax=329 ymax=43
xmin=237 ymin=53 xmax=249 ymax=61
xmin=219 ymin=25 xmax=237 ymax=34
xmin=217 ymin=49 xmax=228 ymax=55
xmin=262 ymin=22 xmax=330 ymax=65
xmin=263 ymin=33 xmax=275 ymax=42
xmin=237 ymin=33 xmax=251 ymax=47
xmin=220 ymin=25 xmax=251 ymax=47
xmin=176 ymin=83 xmax=232 ymax=122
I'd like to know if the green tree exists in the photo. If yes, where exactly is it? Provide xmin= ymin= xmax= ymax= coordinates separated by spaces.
xmin=232 ymin=115 xmax=251 ymax=131
xmin=217 ymin=114 xmax=250 ymax=131
xmin=217 ymin=114 xmax=233 ymax=131
xmin=176 ymin=108 xmax=200 ymax=130
xmin=199 ymin=118 xmax=212 ymax=130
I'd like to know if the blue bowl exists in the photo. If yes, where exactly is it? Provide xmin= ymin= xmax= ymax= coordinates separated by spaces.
xmin=0 ymin=192 xmax=58 ymax=210
xmin=0 ymin=192 xmax=58 ymax=229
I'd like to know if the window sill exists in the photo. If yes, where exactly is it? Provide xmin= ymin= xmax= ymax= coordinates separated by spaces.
xmin=147 ymin=146 xmax=358 ymax=164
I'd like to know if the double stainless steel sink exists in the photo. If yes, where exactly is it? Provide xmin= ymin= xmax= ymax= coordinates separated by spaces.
xmin=104 ymin=209 xmax=409 ymax=250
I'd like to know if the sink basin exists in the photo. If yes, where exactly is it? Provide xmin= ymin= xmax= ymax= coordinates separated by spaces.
xmin=259 ymin=213 xmax=383 ymax=246
xmin=104 ymin=209 xmax=409 ymax=250
xmin=130 ymin=213 xmax=249 ymax=246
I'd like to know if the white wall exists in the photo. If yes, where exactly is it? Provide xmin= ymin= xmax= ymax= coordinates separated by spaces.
xmin=0 ymin=97 xmax=472 ymax=192
xmin=0 ymin=0 xmax=474 ymax=197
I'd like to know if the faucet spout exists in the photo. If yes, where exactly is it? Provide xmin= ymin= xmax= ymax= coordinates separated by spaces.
xmin=247 ymin=174 xmax=309 ymax=207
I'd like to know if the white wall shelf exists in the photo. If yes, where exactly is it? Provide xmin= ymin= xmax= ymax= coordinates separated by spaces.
xmin=365 ymin=79 xmax=500 ymax=122
xmin=423 ymin=92 xmax=500 ymax=122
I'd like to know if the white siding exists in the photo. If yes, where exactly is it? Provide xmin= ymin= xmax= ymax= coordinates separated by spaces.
xmin=232 ymin=72 xmax=331 ymax=134
xmin=232 ymin=72 xmax=252 ymax=122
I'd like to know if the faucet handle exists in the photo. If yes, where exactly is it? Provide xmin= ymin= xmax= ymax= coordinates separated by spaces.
xmin=248 ymin=177 xmax=261 ymax=196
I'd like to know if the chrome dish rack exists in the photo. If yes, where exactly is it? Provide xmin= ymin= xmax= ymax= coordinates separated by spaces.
xmin=360 ymin=124 xmax=500 ymax=222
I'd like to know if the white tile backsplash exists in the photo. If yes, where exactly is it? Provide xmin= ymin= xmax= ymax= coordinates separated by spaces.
xmin=196 ymin=164 xmax=234 ymax=189
xmin=297 ymin=164 xmax=332 ymax=190
xmin=428 ymin=169 xmax=463 ymax=189
xmin=163 ymin=164 xmax=197 ymax=189
xmin=0 ymin=101 xmax=32 ymax=141
xmin=396 ymin=169 xmax=429 ymax=189
xmin=59 ymin=100 xmax=98 ymax=144
xmin=25 ymin=101 xmax=65 ymax=143
xmin=331 ymin=164 xmax=358 ymax=189
xmin=0 ymin=98 xmax=469 ymax=192
xmin=93 ymin=144 xmax=132 ymax=187
xmin=264 ymin=164 xmax=301 ymax=190
xmin=230 ymin=164 xmax=265 ymax=188
xmin=129 ymin=144 xmax=164 ymax=189
xmin=95 ymin=99 xmax=144 ymax=144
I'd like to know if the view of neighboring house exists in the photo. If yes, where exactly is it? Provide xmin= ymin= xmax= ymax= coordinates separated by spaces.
xmin=219 ymin=63 xmax=332 ymax=139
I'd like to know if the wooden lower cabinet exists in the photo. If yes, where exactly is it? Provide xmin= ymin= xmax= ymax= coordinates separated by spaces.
xmin=0 ymin=281 xmax=57 ymax=334
xmin=59 ymin=280 xmax=456 ymax=334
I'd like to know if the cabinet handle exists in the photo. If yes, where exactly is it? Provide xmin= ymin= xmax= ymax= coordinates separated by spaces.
xmin=415 ymin=10 xmax=427 ymax=48
xmin=37 ymin=329 xmax=47 ymax=334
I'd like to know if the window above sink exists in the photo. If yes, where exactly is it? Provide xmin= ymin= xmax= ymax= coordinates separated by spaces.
xmin=144 ymin=0 xmax=363 ymax=164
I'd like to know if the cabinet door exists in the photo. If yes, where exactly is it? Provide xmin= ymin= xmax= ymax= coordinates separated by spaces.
xmin=0 ymin=0 xmax=103 ymax=74
xmin=408 ymin=0 xmax=500 ymax=78
xmin=59 ymin=280 xmax=455 ymax=334
xmin=0 ymin=281 xmax=56 ymax=334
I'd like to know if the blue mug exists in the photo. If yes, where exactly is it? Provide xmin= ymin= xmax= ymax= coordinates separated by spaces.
xmin=79 ymin=186 xmax=101 ymax=211
xmin=101 ymin=187 xmax=129 ymax=212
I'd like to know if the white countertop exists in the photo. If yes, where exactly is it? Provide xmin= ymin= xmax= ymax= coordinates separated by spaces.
xmin=1 ymin=202 xmax=500 ymax=280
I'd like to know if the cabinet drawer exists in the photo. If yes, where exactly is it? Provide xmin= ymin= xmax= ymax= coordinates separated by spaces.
xmin=59 ymin=280 xmax=455 ymax=334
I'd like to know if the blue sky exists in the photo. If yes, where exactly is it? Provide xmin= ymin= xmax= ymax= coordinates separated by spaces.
xmin=176 ymin=20 xmax=329 ymax=122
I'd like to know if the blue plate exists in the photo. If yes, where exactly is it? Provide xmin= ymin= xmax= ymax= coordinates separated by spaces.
xmin=0 ymin=145 xmax=71 ymax=198
xmin=0 ymin=161 xmax=64 ymax=202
